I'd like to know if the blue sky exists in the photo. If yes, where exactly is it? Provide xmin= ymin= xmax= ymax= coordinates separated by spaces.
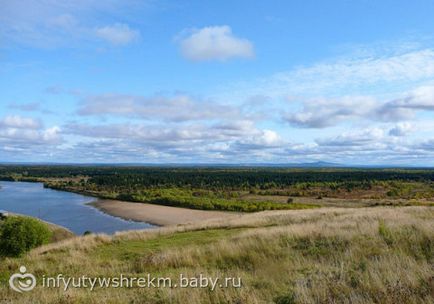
xmin=1 ymin=0 xmax=434 ymax=165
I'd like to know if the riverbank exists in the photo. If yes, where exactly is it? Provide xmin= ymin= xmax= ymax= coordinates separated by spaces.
xmin=90 ymin=199 xmax=237 ymax=226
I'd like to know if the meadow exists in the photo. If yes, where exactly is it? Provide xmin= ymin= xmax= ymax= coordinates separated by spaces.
xmin=0 ymin=206 xmax=432 ymax=303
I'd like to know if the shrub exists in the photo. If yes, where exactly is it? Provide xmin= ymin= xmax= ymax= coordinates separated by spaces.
xmin=0 ymin=216 xmax=52 ymax=257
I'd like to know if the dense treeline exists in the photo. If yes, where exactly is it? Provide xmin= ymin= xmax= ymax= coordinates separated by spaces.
xmin=2 ymin=165 xmax=434 ymax=189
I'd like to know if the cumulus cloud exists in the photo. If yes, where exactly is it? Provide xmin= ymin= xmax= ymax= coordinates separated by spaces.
xmin=0 ymin=115 xmax=41 ymax=129
xmin=65 ymin=122 xmax=212 ymax=142
xmin=65 ymin=120 xmax=268 ymax=144
xmin=78 ymin=93 xmax=240 ymax=122
xmin=42 ymin=126 xmax=62 ymax=142
xmin=0 ymin=116 xmax=62 ymax=150
xmin=418 ymin=139 xmax=434 ymax=151
xmin=232 ymin=129 xmax=281 ymax=151
xmin=60 ymin=119 xmax=286 ymax=163
xmin=177 ymin=25 xmax=254 ymax=61
xmin=284 ymin=96 xmax=376 ymax=128
xmin=316 ymin=128 xmax=385 ymax=147
xmin=95 ymin=23 xmax=139 ymax=45
xmin=284 ymin=85 xmax=434 ymax=128
xmin=389 ymin=123 xmax=413 ymax=137
xmin=381 ymin=85 xmax=434 ymax=111
xmin=372 ymin=85 xmax=434 ymax=122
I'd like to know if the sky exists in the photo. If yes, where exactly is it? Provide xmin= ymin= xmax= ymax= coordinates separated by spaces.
xmin=1 ymin=0 xmax=434 ymax=165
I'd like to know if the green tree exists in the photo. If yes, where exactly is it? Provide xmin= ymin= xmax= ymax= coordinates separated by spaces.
xmin=0 ymin=217 xmax=52 ymax=257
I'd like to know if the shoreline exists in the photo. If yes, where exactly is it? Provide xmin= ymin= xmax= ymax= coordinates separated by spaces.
xmin=1 ymin=180 xmax=236 ymax=228
xmin=90 ymin=199 xmax=236 ymax=226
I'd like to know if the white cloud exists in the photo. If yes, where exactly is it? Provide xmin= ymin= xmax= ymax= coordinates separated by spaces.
xmin=284 ymin=96 xmax=377 ymax=128
xmin=316 ymin=128 xmax=385 ymax=147
xmin=65 ymin=120 xmax=267 ymax=144
xmin=60 ymin=116 xmax=289 ymax=162
xmin=227 ymin=48 xmax=434 ymax=100
xmin=177 ymin=25 xmax=254 ymax=61
xmin=0 ymin=116 xmax=62 ymax=148
xmin=386 ymin=85 xmax=434 ymax=111
xmin=284 ymin=84 xmax=434 ymax=128
xmin=0 ymin=1 xmax=141 ymax=48
xmin=374 ymin=85 xmax=434 ymax=121
xmin=389 ymin=123 xmax=413 ymax=137
xmin=95 ymin=23 xmax=139 ymax=46
xmin=291 ymin=49 xmax=434 ymax=87
xmin=78 ymin=93 xmax=240 ymax=122
xmin=0 ymin=115 xmax=41 ymax=129
xmin=256 ymin=130 xmax=281 ymax=146
xmin=42 ymin=126 xmax=62 ymax=142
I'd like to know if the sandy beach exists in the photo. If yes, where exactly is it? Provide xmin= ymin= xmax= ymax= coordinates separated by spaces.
xmin=91 ymin=200 xmax=234 ymax=226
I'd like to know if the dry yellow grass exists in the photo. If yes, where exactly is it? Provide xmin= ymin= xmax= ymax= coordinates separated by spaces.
xmin=0 ymin=206 xmax=433 ymax=303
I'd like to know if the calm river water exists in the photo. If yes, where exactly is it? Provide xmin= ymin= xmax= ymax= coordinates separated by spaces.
xmin=0 ymin=181 xmax=154 ymax=234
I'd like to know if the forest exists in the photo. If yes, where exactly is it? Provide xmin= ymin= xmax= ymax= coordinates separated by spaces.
xmin=1 ymin=165 xmax=434 ymax=211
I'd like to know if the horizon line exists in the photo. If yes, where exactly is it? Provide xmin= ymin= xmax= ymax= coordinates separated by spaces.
xmin=1 ymin=161 xmax=434 ymax=169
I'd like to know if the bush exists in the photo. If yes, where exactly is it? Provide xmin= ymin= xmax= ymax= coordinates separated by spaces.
xmin=0 ymin=216 xmax=52 ymax=257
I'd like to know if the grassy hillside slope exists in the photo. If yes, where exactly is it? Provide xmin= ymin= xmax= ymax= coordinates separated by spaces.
xmin=0 ymin=207 xmax=433 ymax=303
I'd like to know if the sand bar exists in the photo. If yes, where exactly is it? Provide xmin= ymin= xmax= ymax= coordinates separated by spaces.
xmin=91 ymin=200 xmax=233 ymax=226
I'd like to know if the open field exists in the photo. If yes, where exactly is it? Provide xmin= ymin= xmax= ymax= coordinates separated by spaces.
xmin=0 ymin=206 xmax=433 ymax=303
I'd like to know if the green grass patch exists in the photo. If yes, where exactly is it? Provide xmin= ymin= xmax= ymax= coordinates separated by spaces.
xmin=378 ymin=220 xmax=394 ymax=246
xmin=96 ymin=228 xmax=243 ymax=261
xmin=292 ymin=235 xmax=349 ymax=257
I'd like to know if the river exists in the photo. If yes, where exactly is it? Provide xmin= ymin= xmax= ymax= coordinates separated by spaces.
xmin=0 ymin=181 xmax=154 ymax=234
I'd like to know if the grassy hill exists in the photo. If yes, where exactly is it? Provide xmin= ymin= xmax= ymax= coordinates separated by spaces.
xmin=0 ymin=206 xmax=433 ymax=303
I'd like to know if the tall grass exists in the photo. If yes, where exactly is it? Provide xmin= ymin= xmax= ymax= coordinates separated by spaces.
xmin=0 ymin=206 xmax=433 ymax=303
